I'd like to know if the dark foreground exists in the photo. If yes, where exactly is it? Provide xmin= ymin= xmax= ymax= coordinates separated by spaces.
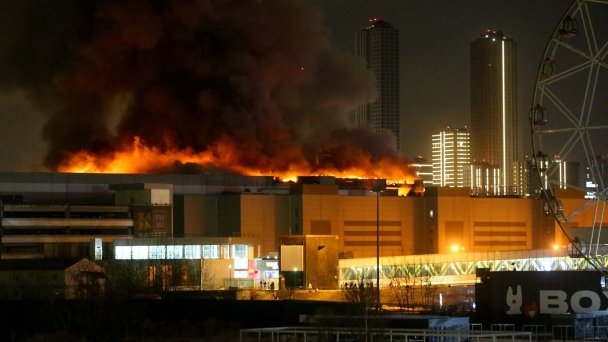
xmin=0 ymin=297 xmax=359 ymax=341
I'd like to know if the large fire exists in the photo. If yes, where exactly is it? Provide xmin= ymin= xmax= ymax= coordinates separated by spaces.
xmin=24 ymin=0 xmax=418 ymax=187
xmin=57 ymin=136 xmax=417 ymax=184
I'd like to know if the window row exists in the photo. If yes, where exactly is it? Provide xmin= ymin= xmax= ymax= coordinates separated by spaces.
xmin=115 ymin=244 xmax=249 ymax=260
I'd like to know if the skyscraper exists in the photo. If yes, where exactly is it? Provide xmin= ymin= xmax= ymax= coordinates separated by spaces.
xmin=432 ymin=126 xmax=470 ymax=187
xmin=470 ymin=29 xmax=517 ymax=195
xmin=356 ymin=18 xmax=400 ymax=151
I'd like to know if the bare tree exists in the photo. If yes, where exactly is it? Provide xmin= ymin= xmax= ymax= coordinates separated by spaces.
xmin=418 ymin=256 xmax=439 ymax=312
xmin=166 ymin=259 xmax=214 ymax=291
xmin=384 ymin=262 xmax=416 ymax=312
xmin=104 ymin=260 xmax=152 ymax=299
xmin=383 ymin=255 xmax=441 ymax=313
xmin=341 ymin=270 xmax=380 ymax=341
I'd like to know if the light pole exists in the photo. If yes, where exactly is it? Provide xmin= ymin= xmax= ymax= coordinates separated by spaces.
xmin=228 ymin=265 xmax=232 ymax=289
xmin=293 ymin=267 xmax=298 ymax=289
xmin=376 ymin=188 xmax=380 ymax=313
xmin=373 ymin=180 xmax=386 ymax=313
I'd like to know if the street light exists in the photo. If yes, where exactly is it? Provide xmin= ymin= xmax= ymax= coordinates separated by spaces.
xmin=293 ymin=267 xmax=298 ymax=289
xmin=228 ymin=265 xmax=233 ymax=289
xmin=373 ymin=180 xmax=385 ymax=313
xmin=376 ymin=186 xmax=380 ymax=312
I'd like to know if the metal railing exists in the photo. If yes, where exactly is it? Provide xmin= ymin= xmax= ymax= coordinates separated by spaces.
xmin=240 ymin=326 xmax=532 ymax=342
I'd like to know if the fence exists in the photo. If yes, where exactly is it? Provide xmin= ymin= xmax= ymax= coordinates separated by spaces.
xmin=240 ymin=326 xmax=532 ymax=342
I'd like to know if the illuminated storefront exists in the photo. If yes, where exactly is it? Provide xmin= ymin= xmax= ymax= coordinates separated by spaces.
xmin=113 ymin=237 xmax=264 ymax=289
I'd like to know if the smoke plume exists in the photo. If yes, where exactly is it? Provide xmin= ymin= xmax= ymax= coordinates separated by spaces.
xmin=0 ymin=0 xmax=411 ymax=180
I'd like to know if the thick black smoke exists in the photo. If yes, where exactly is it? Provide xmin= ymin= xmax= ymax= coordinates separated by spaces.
xmin=0 ymin=0 xmax=403 ymax=173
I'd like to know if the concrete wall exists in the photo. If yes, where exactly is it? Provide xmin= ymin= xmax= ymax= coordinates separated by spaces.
xmin=337 ymin=195 xmax=414 ymax=258
xmin=436 ymin=188 xmax=534 ymax=253
xmin=240 ymin=194 xmax=291 ymax=256
xmin=301 ymin=186 xmax=340 ymax=237
xmin=217 ymin=194 xmax=241 ymax=236
xmin=176 ymin=186 xmax=603 ymax=261
xmin=413 ymin=193 xmax=438 ymax=254
xmin=180 ymin=195 xmax=219 ymax=236
xmin=179 ymin=194 xmax=290 ymax=256
xmin=290 ymin=185 xmax=423 ymax=258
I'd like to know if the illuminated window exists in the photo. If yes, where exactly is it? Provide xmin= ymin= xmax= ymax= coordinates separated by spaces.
xmin=166 ymin=245 xmax=183 ymax=259
xmin=202 ymin=245 xmax=220 ymax=259
xmin=265 ymin=261 xmax=279 ymax=270
xmin=115 ymin=246 xmax=131 ymax=260
xmin=132 ymin=246 xmax=149 ymax=260
xmin=149 ymin=245 xmax=166 ymax=259
xmin=264 ymin=270 xmax=279 ymax=279
xmin=232 ymin=244 xmax=249 ymax=259
xmin=234 ymin=257 xmax=248 ymax=270
xmin=184 ymin=245 xmax=201 ymax=259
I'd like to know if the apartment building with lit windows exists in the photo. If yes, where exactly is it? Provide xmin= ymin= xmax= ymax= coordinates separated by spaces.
xmin=432 ymin=126 xmax=470 ymax=188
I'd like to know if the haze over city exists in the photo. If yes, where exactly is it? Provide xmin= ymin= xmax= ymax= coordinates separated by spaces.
xmin=0 ymin=0 xmax=571 ymax=174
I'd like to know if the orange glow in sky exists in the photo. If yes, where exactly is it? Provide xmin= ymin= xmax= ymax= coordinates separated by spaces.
xmin=58 ymin=136 xmax=417 ymax=184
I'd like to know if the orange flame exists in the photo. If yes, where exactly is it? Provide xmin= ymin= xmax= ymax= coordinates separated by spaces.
xmin=57 ymin=136 xmax=417 ymax=184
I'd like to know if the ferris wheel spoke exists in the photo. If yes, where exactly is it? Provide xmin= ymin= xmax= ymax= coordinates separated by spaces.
xmin=534 ymin=129 xmax=581 ymax=167
xmin=591 ymin=199 xmax=607 ymax=255
xmin=580 ymin=1 xmax=599 ymax=55
xmin=565 ymin=197 xmax=598 ymax=221
xmin=535 ymin=127 xmax=579 ymax=134
xmin=580 ymin=64 xmax=601 ymax=126
xmin=534 ymin=126 xmax=608 ymax=136
xmin=598 ymin=40 xmax=608 ymax=62
xmin=582 ymin=125 xmax=608 ymax=130
xmin=553 ymin=39 xmax=593 ymax=61
xmin=580 ymin=130 xmax=597 ymax=170
xmin=539 ymin=86 xmax=580 ymax=125
xmin=580 ymin=131 xmax=605 ymax=190
xmin=543 ymin=59 xmax=593 ymax=85
xmin=557 ymin=130 xmax=584 ymax=162
xmin=564 ymin=182 xmax=593 ymax=194
xmin=570 ymin=0 xmax=585 ymax=17
xmin=599 ymin=187 xmax=608 ymax=200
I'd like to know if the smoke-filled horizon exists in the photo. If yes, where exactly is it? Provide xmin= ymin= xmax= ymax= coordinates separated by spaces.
xmin=0 ymin=0 xmax=412 ymax=179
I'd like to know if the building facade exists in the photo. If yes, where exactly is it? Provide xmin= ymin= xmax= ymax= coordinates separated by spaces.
xmin=355 ymin=18 xmax=400 ymax=151
xmin=1 ymin=172 xmax=607 ymax=291
xmin=514 ymin=157 xmax=581 ymax=198
xmin=432 ymin=127 xmax=471 ymax=188
xmin=470 ymin=30 xmax=517 ymax=195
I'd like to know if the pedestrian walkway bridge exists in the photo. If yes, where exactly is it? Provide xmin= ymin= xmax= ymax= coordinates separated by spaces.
xmin=339 ymin=248 xmax=608 ymax=286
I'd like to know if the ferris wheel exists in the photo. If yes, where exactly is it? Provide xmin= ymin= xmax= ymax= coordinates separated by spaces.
xmin=531 ymin=0 xmax=608 ymax=268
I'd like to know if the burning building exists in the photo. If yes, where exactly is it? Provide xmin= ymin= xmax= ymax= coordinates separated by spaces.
xmin=0 ymin=171 xmax=605 ymax=291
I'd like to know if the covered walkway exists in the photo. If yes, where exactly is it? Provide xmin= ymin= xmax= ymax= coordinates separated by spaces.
xmin=339 ymin=248 xmax=608 ymax=286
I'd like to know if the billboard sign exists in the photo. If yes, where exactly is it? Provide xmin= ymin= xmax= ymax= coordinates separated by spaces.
xmin=476 ymin=271 xmax=608 ymax=323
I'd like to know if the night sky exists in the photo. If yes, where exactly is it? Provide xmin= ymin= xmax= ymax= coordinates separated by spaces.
xmin=312 ymin=0 xmax=573 ymax=160
xmin=0 ymin=0 xmax=573 ymax=172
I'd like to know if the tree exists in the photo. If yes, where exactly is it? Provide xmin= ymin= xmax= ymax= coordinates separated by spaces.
xmin=383 ymin=255 xmax=441 ymax=313
xmin=385 ymin=262 xmax=416 ymax=312
xmin=341 ymin=270 xmax=381 ymax=341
